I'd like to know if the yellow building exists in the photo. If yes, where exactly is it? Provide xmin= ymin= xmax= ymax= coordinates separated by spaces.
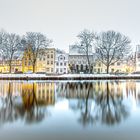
xmin=0 ymin=59 xmax=22 ymax=73
xmin=44 ymin=48 xmax=55 ymax=74
xmin=93 ymin=59 xmax=134 ymax=74
xmin=22 ymin=45 xmax=34 ymax=73
xmin=22 ymin=46 xmax=55 ymax=73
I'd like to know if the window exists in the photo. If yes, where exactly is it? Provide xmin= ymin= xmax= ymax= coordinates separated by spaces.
xmin=60 ymin=57 xmax=63 ymax=60
xmin=56 ymin=62 xmax=59 ymax=66
xmin=51 ymin=61 xmax=53 ymax=64
xmin=43 ymin=58 xmax=45 ymax=61
xmin=47 ymin=61 xmax=49 ymax=64
xmin=56 ymin=68 xmax=59 ymax=73
xmin=60 ymin=62 xmax=63 ymax=66
xmin=39 ymin=58 xmax=42 ymax=61
xmin=51 ymin=54 xmax=53 ymax=58
xmin=111 ymin=69 xmax=114 ymax=72
xmin=51 ymin=68 xmax=53 ymax=72
xmin=64 ymin=62 xmax=66 ymax=66
xmin=117 ymin=62 xmax=120 ymax=66
xmin=60 ymin=68 xmax=62 ymax=72
xmin=47 ymin=54 xmax=49 ymax=58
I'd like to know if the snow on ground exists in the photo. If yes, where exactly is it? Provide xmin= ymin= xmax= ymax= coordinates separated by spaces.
xmin=0 ymin=73 xmax=138 ymax=78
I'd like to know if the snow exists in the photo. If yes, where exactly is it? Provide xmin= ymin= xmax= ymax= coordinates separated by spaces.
xmin=0 ymin=73 xmax=140 ymax=79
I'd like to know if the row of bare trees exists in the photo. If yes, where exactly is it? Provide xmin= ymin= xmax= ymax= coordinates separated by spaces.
xmin=0 ymin=29 xmax=131 ymax=74
xmin=0 ymin=30 xmax=52 ymax=73
xmin=73 ymin=29 xmax=131 ymax=73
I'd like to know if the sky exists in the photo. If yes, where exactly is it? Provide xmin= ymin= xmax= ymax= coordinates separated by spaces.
xmin=0 ymin=0 xmax=140 ymax=52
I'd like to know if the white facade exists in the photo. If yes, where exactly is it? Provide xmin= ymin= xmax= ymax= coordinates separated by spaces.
xmin=136 ymin=45 xmax=140 ymax=71
xmin=55 ymin=51 xmax=69 ymax=74
xmin=69 ymin=45 xmax=94 ymax=73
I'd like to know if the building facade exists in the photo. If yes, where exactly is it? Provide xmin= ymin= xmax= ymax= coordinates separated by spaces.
xmin=55 ymin=50 xmax=69 ymax=74
xmin=68 ymin=45 xmax=94 ymax=73
xmin=136 ymin=45 xmax=140 ymax=71
xmin=22 ymin=46 xmax=55 ymax=73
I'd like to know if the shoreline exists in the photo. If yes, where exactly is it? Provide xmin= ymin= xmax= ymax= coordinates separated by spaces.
xmin=0 ymin=74 xmax=140 ymax=80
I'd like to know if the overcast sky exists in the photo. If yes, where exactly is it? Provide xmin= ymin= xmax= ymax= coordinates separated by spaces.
xmin=0 ymin=0 xmax=139 ymax=52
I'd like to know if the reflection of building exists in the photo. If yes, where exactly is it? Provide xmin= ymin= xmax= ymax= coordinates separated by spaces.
xmin=21 ymin=82 xmax=55 ymax=107
xmin=35 ymin=82 xmax=55 ymax=105
xmin=0 ymin=82 xmax=22 ymax=97
xmin=56 ymin=82 xmax=95 ymax=98
xmin=55 ymin=49 xmax=69 ymax=74
xmin=126 ymin=80 xmax=140 ymax=103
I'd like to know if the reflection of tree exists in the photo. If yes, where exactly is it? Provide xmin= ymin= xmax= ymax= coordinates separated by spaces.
xmin=94 ymin=81 xmax=129 ymax=125
xmin=78 ymin=83 xmax=94 ymax=126
xmin=62 ymin=81 xmax=130 ymax=126
xmin=16 ymin=83 xmax=46 ymax=124
xmin=0 ymin=82 xmax=48 ymax=126
xmin=0 ymin=82 xmax=17 ymax=125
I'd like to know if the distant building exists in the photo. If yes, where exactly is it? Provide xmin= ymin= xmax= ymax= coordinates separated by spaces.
xmin=22 ymin=45 xmax=34 ymax=73
xmin=36 ymin=48 xmax=55 ymax=73
xmin=22 ymin=46 xmax=55 ymax=73
xmin=45 ymin=48 xmax=55 ymax=74
xmin=136 ymin=45 xmax=140 ymax=71
xmin=0 ymin=51 xmax=23 ymax=73
xmin=55 ymin=49 xmax=69 ymax=74
xmin=68 ymin=45 xmax=94 ymax=73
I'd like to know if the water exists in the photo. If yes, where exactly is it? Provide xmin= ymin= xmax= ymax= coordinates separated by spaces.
xmin=0 ymin=80 xmax=140 ymax=140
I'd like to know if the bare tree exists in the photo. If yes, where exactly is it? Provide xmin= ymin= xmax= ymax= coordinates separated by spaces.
xmin=95 ymin=30 xmax=131 ymax=73
xmin=23 ymin=32 xmax=52 ymax=73
xmin=0 ymin=31 xmax=21 ymax=73
xmin=74 ymin=29 xmax=95 ymax=73
xmin=0 ymin=30 xmax=7 ymax=60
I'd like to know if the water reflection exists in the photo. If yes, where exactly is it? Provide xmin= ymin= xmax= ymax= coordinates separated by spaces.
xmin=0 ymin=82 xmax=55 ymax=125
xmin=0 ymin=80 xmax=140 ymax=127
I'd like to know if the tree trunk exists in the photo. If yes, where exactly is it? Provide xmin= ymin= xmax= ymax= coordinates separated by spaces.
xmin=9 ymin=61 xmax=12 ymax=73
xmin=106 ymin=65 xmax=109 ymax=74
xmin=33 ymin=64 xmax=36 ymax=73
xmin=87 ymin=55 xmax=91 ymax=74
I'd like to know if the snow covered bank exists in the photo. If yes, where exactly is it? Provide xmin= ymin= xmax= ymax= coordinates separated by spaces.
xmin=0 ymin=73 xmax=140 ymax=80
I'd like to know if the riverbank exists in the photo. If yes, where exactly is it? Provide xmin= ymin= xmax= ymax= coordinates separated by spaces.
xmin=0 ymin=74 xmax=140 ymax=80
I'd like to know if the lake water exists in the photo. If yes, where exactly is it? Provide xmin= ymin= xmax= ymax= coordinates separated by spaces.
xmin=0 ymin=80 xmax=140 ymax=140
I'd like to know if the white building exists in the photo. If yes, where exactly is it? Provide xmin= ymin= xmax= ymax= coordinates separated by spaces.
xmin=69 ymin=45 xmax=94 ymax=73
xmin=55 ymin=49 xmax=69 ymax=74
xmin=136 ymin=45 xmax=140 ymax=71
